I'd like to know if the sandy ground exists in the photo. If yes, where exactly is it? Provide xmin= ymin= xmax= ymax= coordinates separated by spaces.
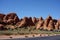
xmin=8 ymin=35 xmax=60 ymax=40
xmin=0 ymin=34 xmax=60 ymax=40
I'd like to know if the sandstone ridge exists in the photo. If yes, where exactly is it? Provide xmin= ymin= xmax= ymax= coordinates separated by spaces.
xmin=0 ymin=13 xmax=60 ymax=31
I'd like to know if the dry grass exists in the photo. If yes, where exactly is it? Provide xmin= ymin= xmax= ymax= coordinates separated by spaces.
xmin=0 ymin=26 xmax=60 ymax=35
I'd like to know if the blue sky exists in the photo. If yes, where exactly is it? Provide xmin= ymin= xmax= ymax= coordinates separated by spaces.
xmin=0 ymin=0 xmax=60 ymax=19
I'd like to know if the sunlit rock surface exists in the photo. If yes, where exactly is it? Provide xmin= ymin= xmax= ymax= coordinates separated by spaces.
xmin=0 ymin=13 xmax=60 ymax=31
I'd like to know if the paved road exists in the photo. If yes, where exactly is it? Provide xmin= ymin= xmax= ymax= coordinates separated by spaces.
xmin=1 ymin=35 xmax=60 ymax=40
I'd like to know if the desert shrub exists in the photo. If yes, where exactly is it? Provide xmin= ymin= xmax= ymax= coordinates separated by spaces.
xmin=25 ymin=35 xmax=28 ymax=38
xmin=4 ymin=25 xmax=15 ymax=30
xmin=32 ymin=34 xmax=35 ymax=37
xmin=0 ymin=31 xmax=13 ymax=35
xmin=9 ymin=36 xmax=13 ymax=39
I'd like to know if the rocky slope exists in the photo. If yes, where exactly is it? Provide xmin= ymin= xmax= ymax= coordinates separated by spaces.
xmin=0 ymin=13 xmax=60 ymax=31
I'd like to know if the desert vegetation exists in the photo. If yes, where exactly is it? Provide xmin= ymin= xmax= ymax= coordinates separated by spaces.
xmin=0 ymin=13 xmax=60 ymax=35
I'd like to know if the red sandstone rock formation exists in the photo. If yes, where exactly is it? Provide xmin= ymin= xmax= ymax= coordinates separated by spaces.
xmin=7 ymin=19 xmax=14 ymax=24
xmin=0 ymin=24 xmax=4 ymax=30
xmin=58 ymin=19 xmax=60 ymax=25
xmin=0 ymin=14 xmax=5 ymax=24
xmin=16 ymin=17 xmax=34 ymax=28
xmin=55 ymin=22 xmax=59 ymax=30
xmin=16 ymin=17 xmax=29 ymax=27
xmin=3 ymin=13 xmax=19 ymax=24
xmin=0 ymin=13 xmax=19 ymax=30
xmin=14 ymin=16 xmax=19 ymax=24
xmin=58 ymin=20 xmax=60 ymax=29
xmin=0 ymin=13 xmax=60 ymax=31
xmin=47 ymin=20 xmax=54 ymax=31
xmin=32 ymin=17 xmax=38 ymax=25
xmin=0 ymin=13 xmax=5 ymax=20
xmin=28 ymin=17 xmax=35 ymax=26
xmin=36 ymin=17 xmax=44 ymax=29
xmin=43 ymin=16 xmax=52 ymax=30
